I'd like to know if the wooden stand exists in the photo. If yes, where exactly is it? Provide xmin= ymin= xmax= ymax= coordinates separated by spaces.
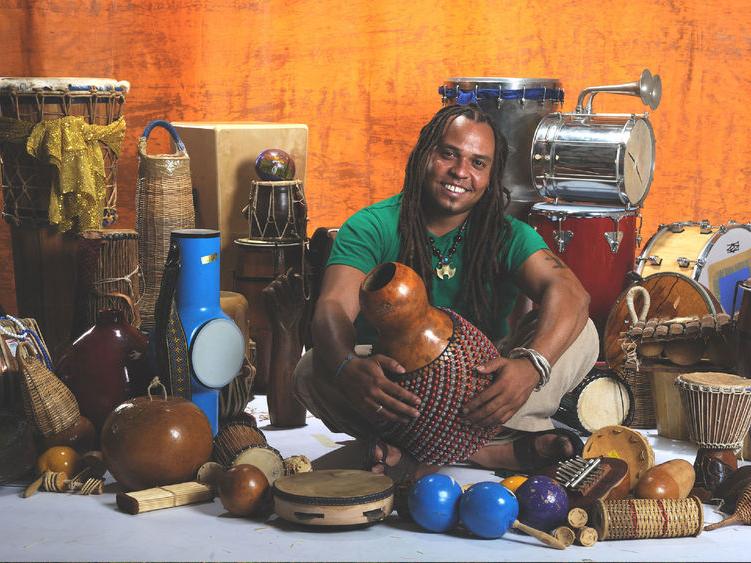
xmin=10 ymin=225 xmax=78 ymax=359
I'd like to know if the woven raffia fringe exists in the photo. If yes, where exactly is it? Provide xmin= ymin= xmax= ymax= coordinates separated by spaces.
xmin=19 ymin=353 xmax=79 ymax=436
xmin=615 ymin=365 xmax=656 ymax=428
xmin=135 ymin=140 xmax=194 ymax=333
xmin=594 ymin=497 xmax=703 ymax=540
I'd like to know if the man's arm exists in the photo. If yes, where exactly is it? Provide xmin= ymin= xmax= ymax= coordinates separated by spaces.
xmin=312 ymin=264 xmax=421 ymax=423
xmin=462 ymin=249 xmax=590 ymax=427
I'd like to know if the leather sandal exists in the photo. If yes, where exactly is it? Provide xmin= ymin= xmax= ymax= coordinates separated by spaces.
xmin=511 ymin=427 xmax=584 ymax=473
xmin=365 ymin=438 xmax=421 ymax=485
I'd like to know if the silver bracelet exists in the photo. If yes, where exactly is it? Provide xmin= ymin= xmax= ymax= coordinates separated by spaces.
xmin=334 ymin=352 xmax=355 ymax=379
xmin=508 ymin=347 xmax=551 ymax=391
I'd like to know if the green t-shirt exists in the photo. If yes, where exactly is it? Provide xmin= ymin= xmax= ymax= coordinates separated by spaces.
xmin=327 ymin=193 xmax=548 ymax=343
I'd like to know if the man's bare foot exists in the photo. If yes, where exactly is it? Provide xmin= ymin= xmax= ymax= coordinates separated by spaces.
xmin=370 ymin=441 xmax=439 ymax=481
xmin=469 ymin=430 xmax=581 ymax=472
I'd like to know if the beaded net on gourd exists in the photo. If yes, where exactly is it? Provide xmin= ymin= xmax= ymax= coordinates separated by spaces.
xmin=378 ymin=309 xmax=502 ymax=464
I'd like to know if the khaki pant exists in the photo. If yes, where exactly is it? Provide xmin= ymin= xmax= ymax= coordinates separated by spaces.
xmin=293 ymin=311 xmax=599 ymax=440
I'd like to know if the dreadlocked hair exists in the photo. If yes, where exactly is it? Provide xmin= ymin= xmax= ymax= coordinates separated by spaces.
xmin=398 ymin=104 xmax=512 ymax=338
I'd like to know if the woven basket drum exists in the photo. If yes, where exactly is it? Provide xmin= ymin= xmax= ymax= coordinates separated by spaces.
xmin=615 ymin=364 xmax=655 ymax=428
xmin=135 ymin=120 xmax=195 ymax=333
xmin=0 ymin=77 xmax=128 ymax=227
xmin=592 ymin=497 xmax=703 ymax=540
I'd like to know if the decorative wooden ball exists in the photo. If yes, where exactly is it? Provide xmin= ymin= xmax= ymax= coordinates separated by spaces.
xmin=218 ymin=464 xmax=269 ymax=516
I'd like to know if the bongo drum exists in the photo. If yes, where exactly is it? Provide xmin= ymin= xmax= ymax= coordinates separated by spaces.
xmin=529 ymin=202 xmax=639 ymax=333
xmin=554 ymin=364 xmax=634 ymax=435
xmin=0 ymin=77 xmax=129 ymax=355
xmin=233 ymin=238 xmax=306 ymax=392
xmin=636 ymin=221 xmax=751 ymax=315
xmin=231 ymin=444 xmax=285 ymax=485
xmin=245 ymin=180 xmax=306 ymax=242
xmin=72 ymin=229 xmax=142 ymax=337
xmin=604 ymin=272 xmax=720 ymax=369
xmin=439 ymin=77 xmax=564 ymax=219
xmin=272 ymin=469 xmax=394 ymax=526
xmin=212 ymin=420 xmax=267 ymax=467
xmin=733 ymin=278 xmax=751 ymax=377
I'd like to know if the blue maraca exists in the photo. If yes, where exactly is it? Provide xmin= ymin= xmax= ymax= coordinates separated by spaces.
xmin=460 ymin=481 xmax=566 ymax=548
xmin=460 ymin=482 xmax=518 ymax=539
xmin=408 ymin=474 xmax=463 ymax=533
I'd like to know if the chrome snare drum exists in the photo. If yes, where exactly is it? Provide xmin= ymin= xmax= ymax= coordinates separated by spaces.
xmin=531 ymin=112 xmax=655 ymax=207
xmin=439 ymin=77 xmax=564 ymax=218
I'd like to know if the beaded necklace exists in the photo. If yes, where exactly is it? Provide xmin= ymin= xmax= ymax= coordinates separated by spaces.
xmin=427 ymin=218 xmax=469 ymax=280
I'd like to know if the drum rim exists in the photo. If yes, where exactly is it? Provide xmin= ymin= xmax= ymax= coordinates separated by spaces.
xmin=0 ymin=77 xmax=130 ymax=92
xmin=676 ymin=371 xmax=751 ymax=392
xmin=233 ymin=237 xmax=303 ymax=247
xmin=272 ymin=470 xmax=394 ymax=506
xmin=444 ymin=77 xmax=562 ymax=89
xmin=530 ymin=201 xmax=639 ymax=219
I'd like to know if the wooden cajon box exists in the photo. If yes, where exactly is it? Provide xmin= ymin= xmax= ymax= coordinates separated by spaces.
xmin=171 ymin=122 xmax=308 ymax=288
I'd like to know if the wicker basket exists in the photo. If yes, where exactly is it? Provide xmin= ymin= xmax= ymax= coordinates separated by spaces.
xmin=18 ymin=346 xmax=79 ymax=436
xmin=615 ymin=364 xmax=656 ymax=428
xmin=592 ymin=496 xmax=703 ymax=540
xmin=135 ymin=120 xmax=195 ymax=333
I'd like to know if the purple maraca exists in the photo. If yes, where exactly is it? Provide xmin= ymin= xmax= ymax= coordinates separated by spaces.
xmin=515 ymin=475 xmax=569 ymax=531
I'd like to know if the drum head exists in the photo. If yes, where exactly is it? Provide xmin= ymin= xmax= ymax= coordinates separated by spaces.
xmin=232 ymin=445 xmax=285 ymax=485
xmin=530 ymin=202 xmax=637 ymax=219
xmin=623 ymin=119 xmax=655 ymax=205
xmin=583 ymin=425 xmax=655 ymax=490
xmin=191 ymin=318 xmax=245 ymax=388
xmin=677 ymin=371 xmax=751 ymax=390
xmin=272 ymin=469 xmax=394 ymax=526
xmin=578 ymin=378 xmax=632 ymax=432
xmin=604 ymin=272 xmax=719 ymax=369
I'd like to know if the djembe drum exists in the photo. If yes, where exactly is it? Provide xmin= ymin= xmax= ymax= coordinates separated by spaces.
xmin=0 ymin=77 xmax=129 ymax=355
xmin=72 ymin=229 xmax=142 ymax=338
xmin=676 ymin=372 xmax=751 ymax=492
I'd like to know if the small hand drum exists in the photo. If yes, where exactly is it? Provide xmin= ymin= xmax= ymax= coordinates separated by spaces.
xmin=272 ymin=469 xmax=394 ymax=526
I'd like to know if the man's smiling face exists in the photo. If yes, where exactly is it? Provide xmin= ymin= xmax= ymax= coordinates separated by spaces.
xmin=423 ymin=115 xmax=495 ymax=221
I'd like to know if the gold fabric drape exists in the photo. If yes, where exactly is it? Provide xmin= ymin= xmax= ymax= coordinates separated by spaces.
xmin=0 ymin=115 xmax=126 ymax=232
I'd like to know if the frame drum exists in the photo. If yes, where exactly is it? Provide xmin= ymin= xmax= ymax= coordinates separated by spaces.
xmin=233 ymin=238 xmax=305 ymax=392
xmin=439 ymin=77 xmax=564 ymax=219
xmin=272 ymin=469 xmax=394 ymax=526
xmin=636 ymin=221 xmax=751 ymax=315
xmin=529 ymin=202 xmax=638 ymax=334
xmin=531 ymin=112 xmax=655 ymax=207
xmin=604 ymin=272 xmax=720 ymax=369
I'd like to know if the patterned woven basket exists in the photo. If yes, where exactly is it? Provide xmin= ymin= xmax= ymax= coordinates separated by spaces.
xmin=18 ymin=346 xmax=79 ymax=436
xmin=615 ymin=363 xmax=656 ymax=428
xmin=135 ymin=120 xmax=194 ymax=333
xmin=592 ymin=496 xmax=704 ymax=540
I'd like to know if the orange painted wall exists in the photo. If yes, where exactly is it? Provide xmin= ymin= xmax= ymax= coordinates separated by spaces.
xmin=1 ymin=0 xmax=750 ymax=313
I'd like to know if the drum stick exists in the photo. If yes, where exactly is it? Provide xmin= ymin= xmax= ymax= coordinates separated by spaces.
xmin=512 ymin=520 xmax=567 ymax=549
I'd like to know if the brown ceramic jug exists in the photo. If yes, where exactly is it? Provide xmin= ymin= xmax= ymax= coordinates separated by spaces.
xmin=359 ymin=262 xmax=502 ymax=465
xmin=56 ymin=309 xmax=152 ymax=432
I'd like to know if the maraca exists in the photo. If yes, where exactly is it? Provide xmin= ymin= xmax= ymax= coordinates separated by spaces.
xmin=515 ymin=475 xmax=569 ymax=531
xmin=460 ymin=482 xmax=566 ymax=549
xmin=408 ymin=474 xmax=463 ymax=533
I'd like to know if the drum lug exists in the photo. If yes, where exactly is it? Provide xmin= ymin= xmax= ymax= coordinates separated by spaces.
xmin=553 ymin=230 xmax=573 ymax=253
xmin=604 ymin=231 xmax=624 ymax=253
xmin=677 ymin=257 xmax=697 ymax=268
xmin=668 ymin=223 xmax=686 ymax=233
xmin=636 ymin=255 xmax=662 ymax=266
xmin=700 ymin=220 xmax=713 ymax=234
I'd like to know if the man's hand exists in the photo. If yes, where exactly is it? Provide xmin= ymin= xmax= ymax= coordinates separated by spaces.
xmin=461 ymin=356 xmax=539 ymax=427
xmin=339 ymin=354 xmax=421 ymax=424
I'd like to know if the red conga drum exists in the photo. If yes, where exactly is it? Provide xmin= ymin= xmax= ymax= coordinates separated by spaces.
xmin=528 ymin=202 xmax=639 ymax=335
xmin=233 ymin=238 xmax=304 ymax=392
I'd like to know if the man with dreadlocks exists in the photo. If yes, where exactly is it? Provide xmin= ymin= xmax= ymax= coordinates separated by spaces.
xmin=294 ymin=104 xmax=599 ymax=481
